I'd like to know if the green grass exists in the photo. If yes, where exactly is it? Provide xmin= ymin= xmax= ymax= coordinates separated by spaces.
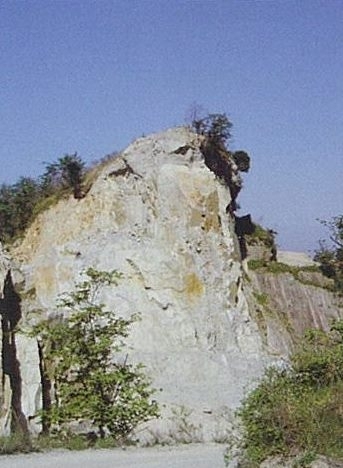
xmin=0 ymin=432 xmax=124 ymax=455
xmin=253 ymin=292 xmax=269 ymax=307
xmin=247 ymin=260 xmax=332 ymax=290
xmin=31 ymin=188 xmax=71 ymax=219
xmin=248 ymin=259 xmax=318 ymax=274
xmin=0 ymin=433 xmax=33 ymax=454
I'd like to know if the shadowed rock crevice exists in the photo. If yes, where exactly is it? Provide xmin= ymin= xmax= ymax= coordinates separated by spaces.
xmin=0 ymin=270 xmax=29 ymax=435
xmin=37 ymin=340 xmax=52 ymax=435
xmin=199 ymin=139 xmax=255 ymax=260
xmin=108 ymin=159 xmax=141 ymax=179
xmin=235 ymin=214 xmax=255 ymax=260
xmin=200 ymin=139 xmax=242 ymax=204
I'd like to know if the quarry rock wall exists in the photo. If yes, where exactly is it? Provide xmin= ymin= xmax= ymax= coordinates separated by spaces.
xmin=0 ymin=127 xmax=341 ymax=441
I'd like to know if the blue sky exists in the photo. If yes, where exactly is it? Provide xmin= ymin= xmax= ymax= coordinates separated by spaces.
xmin=1 ymin=0 xmax=342 ymax=252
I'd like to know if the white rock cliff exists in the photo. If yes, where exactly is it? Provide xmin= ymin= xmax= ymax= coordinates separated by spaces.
xmin=0 ymin=127 xmax=341 ymax=441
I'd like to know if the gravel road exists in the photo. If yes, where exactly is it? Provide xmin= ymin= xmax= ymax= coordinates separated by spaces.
xmin=0 ymin=444 xmax=226 ymax=468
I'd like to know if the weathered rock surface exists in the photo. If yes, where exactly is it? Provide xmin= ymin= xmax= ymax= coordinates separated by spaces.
xmin=0 ymin=243 xmax=10 ymax=290
xmin=0 ymin=127 xmax=341 ymax=443
xmin=249 ymin=270 xmax=342 ymax=356
xmin=2 ymin=128 xmax=269 ymax=440
xmin=277 ymin=250 xmax=318 ymax=267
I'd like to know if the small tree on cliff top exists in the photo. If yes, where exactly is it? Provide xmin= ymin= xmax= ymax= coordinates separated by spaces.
xmin=31 ymin=268 xmax=159 ymax=439
xmin=192 ymin=112 xmax=233 ymax=145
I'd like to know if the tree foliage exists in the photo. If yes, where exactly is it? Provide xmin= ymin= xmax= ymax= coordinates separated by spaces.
xmin=235 ymin=321 xmax=343 ymax=466
xmin=0 ymin=154 xmax=86 ymax=243
xmin=0 ymin=178 xmax=42 ymax=241
xmin=30 ymin=268 xmax=159 ymax=439
xmin=189 ymin=111 xmax=250 ymax=207
xmin=42 ymin=153 xmax=85 ymax=199
xmin=192 ymin=112 xmax=233 ymax=144
xmin=314 ymin=216 xmax=343 ymax=293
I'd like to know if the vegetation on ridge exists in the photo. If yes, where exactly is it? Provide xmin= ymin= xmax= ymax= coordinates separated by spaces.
xmin=0 ymin=114 xmax=250 ymax=245
xmin=246 ymin=223 xmax=277 ymax=249
xmin=191 ymin=112 xmax=251 ymax=182
xmin=0 ymin=153 xmax=86 ymax=244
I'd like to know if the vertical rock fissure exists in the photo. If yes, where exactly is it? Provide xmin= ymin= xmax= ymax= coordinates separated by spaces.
xmin=37 ymin=339 xmax=52 ymax=434
xmin=0 ymin=270 xmax=29 ymax=435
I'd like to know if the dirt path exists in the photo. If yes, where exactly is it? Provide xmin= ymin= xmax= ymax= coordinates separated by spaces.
xmin=0 ymin=443 xmax=225 ymax=468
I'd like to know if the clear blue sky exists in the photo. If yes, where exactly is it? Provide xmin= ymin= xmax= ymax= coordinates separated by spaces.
xmin=1 ymin=0 xmax=342 ymax=253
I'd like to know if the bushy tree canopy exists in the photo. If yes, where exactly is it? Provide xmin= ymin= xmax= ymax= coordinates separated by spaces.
xmin=0 ymin=178 xmax=41 ymax=241
xmin=314 ymin=215 xmax=343 ymax=292
xmin=42 ymin=153 xmax=85 ymax=199
xmin=31 ymin=268 xmax=159 ymax=440
xmin=0 ymin=154 xmax=86 ymax=243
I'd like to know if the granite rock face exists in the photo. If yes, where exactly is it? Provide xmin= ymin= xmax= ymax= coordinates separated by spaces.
xmin=0 ymin=127 xmax=341 ymax=441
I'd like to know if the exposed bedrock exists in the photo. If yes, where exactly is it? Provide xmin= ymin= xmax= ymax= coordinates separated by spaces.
xmin=0 ymin=127 xmax=341 ymax=441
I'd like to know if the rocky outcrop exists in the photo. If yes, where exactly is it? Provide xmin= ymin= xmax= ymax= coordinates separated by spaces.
xmin=2 ymin=128 xmax=269 ymax=440
xmin=247 ymin=264 xmax=342 ymax=356
xmin=277 ymin=250 xmax=319 ymax=267
xmin=0 ymin=245 xmax=36 ymax=435
xmin=0 ymin=243 xmax=10 ymax=290
xmin=0 ymin=127 xmax=341 ymax=442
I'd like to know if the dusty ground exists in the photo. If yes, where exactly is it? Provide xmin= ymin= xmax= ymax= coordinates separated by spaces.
xmin=0 ymin=443 xmax=225 ymax=468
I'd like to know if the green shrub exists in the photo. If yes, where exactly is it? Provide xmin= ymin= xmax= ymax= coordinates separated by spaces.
xmin=246 ymin=224 xmax=276 ymax=248
xmin=314 ymin=216 xmax=343 ymax=294
xmin=236 ymin=321 xmax=343 ymax=466
xmin=30 ymin=268 xmax=159 ymax=440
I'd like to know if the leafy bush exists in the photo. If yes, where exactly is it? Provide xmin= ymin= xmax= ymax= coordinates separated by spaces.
xmin=30 ymin=268 xmax=159 ymax=440
xmin=236 ymin=321 xmax=343 ymax=466
xmin=314 ymin=216 xmax=343 ymax=293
